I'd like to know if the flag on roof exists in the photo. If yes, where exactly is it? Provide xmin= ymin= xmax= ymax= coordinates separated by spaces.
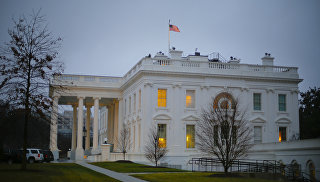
xmin=169 ymin=24 xmax=180 ymax=32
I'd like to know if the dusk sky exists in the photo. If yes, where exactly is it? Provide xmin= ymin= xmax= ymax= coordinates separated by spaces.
xmin=1 ymin=0 xmax=319 ymax=92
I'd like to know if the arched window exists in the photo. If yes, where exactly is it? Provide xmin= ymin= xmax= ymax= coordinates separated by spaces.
xmin=291 ymin=160 xmax=300 ymax=178
xmin=213 ymin=92 xmax=235 ymax=109
xmin=306 ymin=160 xmax=315 ymax=180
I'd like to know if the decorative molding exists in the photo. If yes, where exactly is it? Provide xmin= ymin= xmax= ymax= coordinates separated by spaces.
xmin=250 ymin=116 xmax=267 ymax=123
xmin=240 ymin=87 xmax=249 ymax=92
xmin=266 ymin=88 xmax=274 ymax=93
xmin=144 ymin=81 xmax=153 ymax=87
xmin=77 ymin=96 xmax=85 ymax=99
xmin=155 ymin=107 xmax=170 ymax=112
xmin=290 ymin=89 xmax=299 ymax=94
xmin=200 ymin=85 xmax=209 ymax=90
xmin=182 ymin=115 xmax=200 ymax=121
xmin=275 ymin=117 xmax=291 ymax=124
xmin=153 ymin=114 xmax=172 ymax=120
xmin=172 ymin=83 xmax=182 ymax=88
xmin=93 ymin=97 xmax=101 ymax=100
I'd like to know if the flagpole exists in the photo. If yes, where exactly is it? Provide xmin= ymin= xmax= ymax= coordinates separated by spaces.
xmin=168 ymin=19 xmax=170 ymax=53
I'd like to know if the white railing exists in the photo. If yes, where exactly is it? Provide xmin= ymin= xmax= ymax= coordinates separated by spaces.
xmin=182 ymin=62 xmax=200 ymax=67
xmin=54 ymin=56 xmax=298 ymax=87
xmin=209 ymin=62 xmax=240 ymax=69
xmin=55 ymin=74 xmax=122 ymax=87
xmin=153 ymin=59 xmax=171 ymax=65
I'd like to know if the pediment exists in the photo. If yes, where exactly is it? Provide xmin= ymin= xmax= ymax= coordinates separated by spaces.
xmin=250 ymin=116 xmax=267 ymax=123
xmin=275 ymin=117 xmax=291 ymax=124
xmin=182 ymin=115 xmax=199 ymax=121
xmin=153 ymin=114 xmax=172 ymax=120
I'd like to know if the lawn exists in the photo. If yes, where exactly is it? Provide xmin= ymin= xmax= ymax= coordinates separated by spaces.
xmin=0 ymin=163 xmax=119 ymax=182
xmin=92 ymin=161 xmax=186 ymax=173
xmin=132 ymin=172 xmax=284 ymax=182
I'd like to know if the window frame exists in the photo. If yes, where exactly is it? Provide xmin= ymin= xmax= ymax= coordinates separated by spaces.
xmin=278 ymin=126 xmax=287 ymax=142
xmin=157 ymin=124 xmax=167 ymax=148
xmin=253 ymin=93 xmax=261 ymax=111
xmin=186 ymin=124 xmax=195 ymax=148
xmin=186 ymin=90 xmax=196 ymax=108
xmin=254 ymin=126 xmax=262 ymax=144
xmin=278 ymin=94 xmax=286 ymax=112
xmin=157 ymin=88 xmax=167 ymax=108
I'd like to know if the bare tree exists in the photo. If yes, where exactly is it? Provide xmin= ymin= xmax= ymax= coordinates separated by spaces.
xmin=196 ymin=94 xmax=252 ymax=174
xmin=0 ymin=10 xmax=63 ymax=170
xmin=144 ymin=125 xmax=168 ymax=167
xmin=117 ymin=123 xmax=131 ymax=160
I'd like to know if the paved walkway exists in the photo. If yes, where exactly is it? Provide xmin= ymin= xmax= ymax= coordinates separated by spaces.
xmin=76 ymin=161 xmax=148 ymax=182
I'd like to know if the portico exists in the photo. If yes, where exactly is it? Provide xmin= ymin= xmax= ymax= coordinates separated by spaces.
xmin=49 ymin=75 xmax=123 ymax=160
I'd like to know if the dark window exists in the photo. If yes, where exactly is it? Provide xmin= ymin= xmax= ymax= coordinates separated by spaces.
xmin=253 ymin=93 xmax=261 ymax=110
xmin=31 ymin=150 xmax=38 ymax=154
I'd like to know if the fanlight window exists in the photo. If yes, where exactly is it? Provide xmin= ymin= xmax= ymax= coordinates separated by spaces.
xmin=213 ymin=92 xmax=235 ymax=109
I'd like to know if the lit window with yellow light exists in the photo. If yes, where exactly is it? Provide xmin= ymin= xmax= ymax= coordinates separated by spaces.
xmin=157 ymin=124 xmax=167 ymax=148
xmin=279 ymin=127 xmax=287 ymax=142
xmin=158 ymin=89 xmax=167 ymax=107
xmin=186 ymin=125 xmax=195 ymax=148
xmin=186 ymin=90 xmax=195 ymax=108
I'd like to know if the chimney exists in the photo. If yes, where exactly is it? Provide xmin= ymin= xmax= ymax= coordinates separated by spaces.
xmin=261 ymin=53 xmax=274 ymax=66
xmin=169 ymin=48 xmax=183 ymax=59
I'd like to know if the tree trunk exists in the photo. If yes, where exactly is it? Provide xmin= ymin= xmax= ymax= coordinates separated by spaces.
xmin=123 ymin=152 xmax=125 ymax=160
xmin=21 ymin=109 xmax=28 ymax=170
xmin=224 ymin=166 xmax=229 ymax=175
xmin=21 ymin=58 xmax=32 ymax=170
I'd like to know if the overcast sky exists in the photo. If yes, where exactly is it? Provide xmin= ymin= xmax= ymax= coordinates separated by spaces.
xmin=1 ymin=0 xmax=319 ymax=92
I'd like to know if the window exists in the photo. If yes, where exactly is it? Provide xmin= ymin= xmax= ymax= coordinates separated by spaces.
xmin=253 ymin=93 xmax=261 ymax=111
xmin=138 ymin=89 xmax=141 ymax=110
xmin=254 ymin=126 xmax=262 ymax=144
xmin=186 ymin=125 xmax=195 ymax=148
xmin=279 ymin=127 xmax=287 ymax=142
xmin=129 ymin=96 xmax=131 ymax=113
xmin=31 ymin=150 xmax=38 ymax=154
xmin=158 ymin=89 xmax=167 ymax=107
xmin=133 ymin=93 xmax=136 ymax=112
xmin=213 ymin=92 xmax=234 ymax=110
xmin=186 ymin=90 xmax=195 ymax=108
xmin=157 ymin=124 xmax=167 ymax=148
xmin=278 ymin=94 xmax=286 ymax=111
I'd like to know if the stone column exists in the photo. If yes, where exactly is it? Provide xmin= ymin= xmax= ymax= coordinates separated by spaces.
xmin=117 ymin=98 xmax=123 ymax=138
xmin=92 ymin=97 xmax=100 ymax=154
xmin=50 ymin=95 xmax=59 ymax=160
xmin=113 ymin=99 xmax=119 ymax=150
xmin=75 ymin=96 xmax=84 ymax=160
xmin=85 ymin=105 xmax=91 ymax=154
xmin=70 ymin=104 xmax=77 ymax=160
xmin=107 ymin=105 xmax=112 ymax=143
xmin=110 ymin=103 xmax=115 ymax=144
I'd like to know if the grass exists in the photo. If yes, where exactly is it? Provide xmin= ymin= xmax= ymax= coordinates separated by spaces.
xmin=0 ymin=163 xmax=120 ymax=182
xmin=132 ymin=172 xmax=283 ymax=182
xmin=92 ymin=161 xmax=186 ymax=173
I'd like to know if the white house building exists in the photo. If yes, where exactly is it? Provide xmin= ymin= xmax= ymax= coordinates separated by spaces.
xmin=49 ymin=49 xmax=320 ymax=180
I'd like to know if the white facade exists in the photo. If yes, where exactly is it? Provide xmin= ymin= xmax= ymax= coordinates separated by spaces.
xmin=50 ymin=50 xmax=319 ymax=180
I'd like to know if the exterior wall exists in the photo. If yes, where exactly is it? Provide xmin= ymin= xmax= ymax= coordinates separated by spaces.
xmin=51 ymin=50 xmax=319 ymax=178
xmin=129 ymin=74 xmax=300 ymax=158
